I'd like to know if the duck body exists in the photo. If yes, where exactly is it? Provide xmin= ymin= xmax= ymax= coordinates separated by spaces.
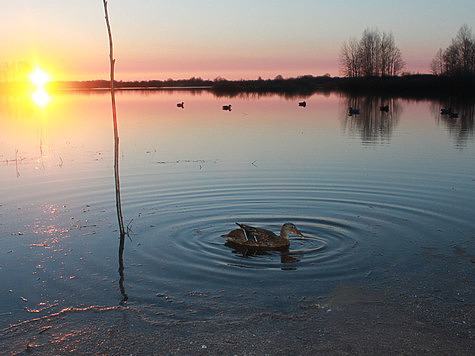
xmin=349 ymin=107 xmax=360 ymax=116
xmin=222 ymin=223 xmax=303 ymax=248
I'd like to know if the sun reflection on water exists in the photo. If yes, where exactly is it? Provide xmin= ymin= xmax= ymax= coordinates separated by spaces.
xmin=31 ymin=88 xmax=51 ymax=108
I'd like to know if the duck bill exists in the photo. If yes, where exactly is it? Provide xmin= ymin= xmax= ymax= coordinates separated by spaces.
xmin=296 ymin=230 xmax=304 ymax=237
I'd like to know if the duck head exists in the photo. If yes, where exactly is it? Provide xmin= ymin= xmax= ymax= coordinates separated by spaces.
xmin=280 ymin=223 xmax=304 ymax=239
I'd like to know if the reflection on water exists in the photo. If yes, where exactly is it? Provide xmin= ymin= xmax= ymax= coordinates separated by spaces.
xmin=0 ymin=89 xmax=474 ymax=328
xmin=31 ymin=88 xmax=51 ymax=108
xmin=225 ymin=242 xmax=301 ymax=270
xmin=431 ymin=100 xmax=475 ymax=148
xmin=118 ymin=233 xmax=128 ymax=304
xmin=342 ymin=96 xmax=402 ymax=145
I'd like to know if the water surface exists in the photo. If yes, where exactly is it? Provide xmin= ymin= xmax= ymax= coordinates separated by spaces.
xmin=0 ymin=90 xmax=473 ymax=327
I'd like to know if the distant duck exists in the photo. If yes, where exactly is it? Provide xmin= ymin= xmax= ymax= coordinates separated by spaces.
xmin=299 ymin=101 xmax=307 ymax=107
xmin=440 ymin=108 xmax=452 ymax=115
xmin=380 ymin=105 xmax=389 ymax=112
xmin=222 ymin=223 xmax=303 ymax=248
xmin=349 ymin=107 xmax=360 ymax=116
xmin=222 ymin=104 xmax=232 ymax=111
xmin=177 ymin=102 xmax=184 ymax=108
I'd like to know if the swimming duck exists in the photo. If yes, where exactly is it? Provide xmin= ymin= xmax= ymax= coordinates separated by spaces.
xmin=222 ymin=223 xmax=303 ymax=248
xmin=348 ymin=107 xmax=360 ymax=115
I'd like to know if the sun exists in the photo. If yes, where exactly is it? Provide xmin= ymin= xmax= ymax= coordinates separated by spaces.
xmin=29 ymin=68 xmax=51 ymax=88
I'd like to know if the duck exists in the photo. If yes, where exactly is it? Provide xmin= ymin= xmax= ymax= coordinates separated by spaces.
xmin=177 ymin=102 xmax=184 ymax=108
xmin=222 ymin=104 xmax=232 ymax=111
xmin=380 ymin=105 xmax=389 ymax=112
xmin=222 ymin=223 xmax=303 ymax=248
xmin=298 ymin=101 xmax=307 ymax=107
xmin=348 ymin=107 xmax=360 ymax=116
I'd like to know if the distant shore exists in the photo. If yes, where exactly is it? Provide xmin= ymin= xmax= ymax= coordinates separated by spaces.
xmin=1 ymin=74 xmax=474 ymax=99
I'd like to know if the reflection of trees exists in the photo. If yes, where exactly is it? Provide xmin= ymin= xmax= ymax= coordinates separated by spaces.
xmin=431 ymin=100 xmax=474 ymax=148
xmin=211 ymin=90 xmax=318 ymax=100
xmin=341 ymin=96 xmax=402 ymax=145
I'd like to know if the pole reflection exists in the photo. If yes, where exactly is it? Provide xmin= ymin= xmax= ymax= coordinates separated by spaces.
xmin=118 ymin=231 xmax=128 ymax=304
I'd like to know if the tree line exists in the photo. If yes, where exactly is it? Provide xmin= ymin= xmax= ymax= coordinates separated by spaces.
xmin=339 ymin=25 xmax=474 ymax=78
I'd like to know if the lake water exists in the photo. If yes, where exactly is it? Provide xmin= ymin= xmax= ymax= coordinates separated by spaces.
xmin=0 ymin=89 xmax=474 ymax=328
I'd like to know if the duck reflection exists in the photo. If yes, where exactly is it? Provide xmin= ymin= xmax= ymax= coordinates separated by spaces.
xmin=432 ymin=100 xmax=474 ymax=148
xmin=342 ymin=95 xmax=401 ymax=145
xmin=225 ymin=241 xmax=300 ymax=269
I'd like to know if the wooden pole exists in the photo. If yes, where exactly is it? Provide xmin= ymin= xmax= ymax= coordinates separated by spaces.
xmin=102 ymin=0 xmax=125 ymax=238
xmin=103 ymin=0 xmax=128 ymax=303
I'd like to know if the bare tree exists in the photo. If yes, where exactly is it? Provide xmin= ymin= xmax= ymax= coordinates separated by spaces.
xmin=443 ymin=43 xmax=460 ymax=74
xmin=431 ymin=48 xmax=444 ymax=75
xmin=359 ymin=28 xmax=381 ymax=76
xmin=339 ymin=38 xmax=360 ymax=77
xmin=338 ymin=28 xmax=405 ymax=77
xmin=454 ymin=24 xmax=475 ymax=74
xmin=432 ymin=25 xmax=475 ymax=76
xmin=389 ymin=46 xmax=405 ymax=76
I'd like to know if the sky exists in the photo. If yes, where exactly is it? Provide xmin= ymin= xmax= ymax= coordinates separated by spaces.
xmin=0 ymin=0 xmax=474 ymax=81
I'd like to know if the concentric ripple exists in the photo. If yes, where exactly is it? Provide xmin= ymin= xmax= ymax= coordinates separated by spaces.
xmin=118 ymin=164 xmax=474 ymax=314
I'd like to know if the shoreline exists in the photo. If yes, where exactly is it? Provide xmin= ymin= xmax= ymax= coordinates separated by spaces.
xmin=1 ymin=74 xmax=474 ymax=100
xmin=1 ymin=280 xmax=472 ymax=355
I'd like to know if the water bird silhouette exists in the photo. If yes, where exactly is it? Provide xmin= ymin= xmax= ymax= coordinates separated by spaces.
xmin=222 ymin=223 xmax=303 ymax=248
xmin=380 ymin=105 xmax=389 ymax=112
xmin=222 ymin=104 xmax=232 ymax=111
xmin=349 ymin=107 xmax=360 ymax=116
xmin=440 ymin=108 xmax=459 ymax=118
xmin=299 ymin=101 xmax=306 ymax=107
xmin=177 ymin=102 xmax=184 ymax=108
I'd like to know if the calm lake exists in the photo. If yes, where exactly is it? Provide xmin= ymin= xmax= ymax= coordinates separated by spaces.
xmin=0 ymin=89 xmax=474 ymax=328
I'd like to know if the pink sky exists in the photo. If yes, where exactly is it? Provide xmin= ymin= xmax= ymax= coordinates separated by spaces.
xmin=0 ymin=1 xmax=473 ymax=81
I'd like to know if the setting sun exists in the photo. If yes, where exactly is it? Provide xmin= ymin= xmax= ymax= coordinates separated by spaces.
xmin=29 ymin=68 xmax=51 ymax=88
